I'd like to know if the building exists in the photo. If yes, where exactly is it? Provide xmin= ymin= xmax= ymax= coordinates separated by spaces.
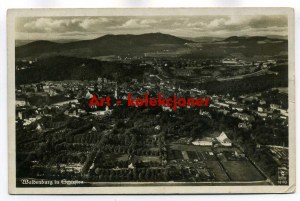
xmin=232 ymin=112 xmax=254 ymax=121
xmin=192 ymin=137 xmax=213 ymax=146
xmin=216 ymin=102 xmax=230 ymax=108
xmin=199 ymin=110 xmax=212 ymax=118
xmin=257 ymin=112 xmax=268 ymax=117
xmin=278 ymin=109 xmax=288 ymax=117
xmin=258 ymin=107 xmax=264 ymax=112
xmin=259 ymin=100 xmax=267 ymax=105
xmin=222 ymin=58 xmax=239 ymax=65
xmin=90 ymin=106 xmax=111 ymax=116
xmin=270 ymin=104 xmax=281 ymax=110
xmin=225 ymin=100 xmax=237 ymax=105
xmin=162 ymin=106 xmax=172 ymax=112
xmin=16 ymin=99 xmax=27 ymax=107
xmin=155 ymin=125 xmax=161 ymax=131
xmin=234 ymin=151 xmax=246 ymax=158
xmin=267 ymin=60 xmax=276 ymax=65
xmin=232 ymin=105 xmax=244 ymax=112
xmin=217 ymin=108 xmax=230 ymax=115
xmin=216 ymin=132 xmax=232 ymax=147
xmin=238 ymin=122 xmax=252 ymax=130
xmin=36 ymin=123 xmax=43 ymax=132
xmin=85 ymin=91 xmax=93 ymax=99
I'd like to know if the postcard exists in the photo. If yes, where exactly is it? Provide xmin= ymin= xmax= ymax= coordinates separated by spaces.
xmin=7 ymin=8 xmax=295 ymax=194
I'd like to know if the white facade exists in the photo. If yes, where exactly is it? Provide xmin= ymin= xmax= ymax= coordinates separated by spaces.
xmin=192 ymin=140 xmax=213 ymax=146
xmin=216 ymin=132 xmax=232 ymax=147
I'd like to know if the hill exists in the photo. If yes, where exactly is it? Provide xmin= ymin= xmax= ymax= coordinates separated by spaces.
xmin=182 ymin=36 xmax=288 ymax=58
xmin=15 ymin=34 xmax=288 ymax=59
xmin=16 ymin=33 xmax=192 ymax=59
xmin=15 ymin=56 xmax=146 ymax=85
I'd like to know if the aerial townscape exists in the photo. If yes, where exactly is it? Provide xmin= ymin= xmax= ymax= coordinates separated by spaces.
xmin=15 ymin=29 xmax=288 ymax=186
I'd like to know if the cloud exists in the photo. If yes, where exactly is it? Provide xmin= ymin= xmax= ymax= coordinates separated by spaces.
xmin=23 ymin=18 xmax=71 ymax=32
xmin=247 ymin=16 xmax=287 ymax=28
xmin=17 ymin=15 xmax=288 ymax=40
xmin=78 ymin=18 xmax=109 ymax=30
xmin=22 ymin=17 xmax=110 ymax=33
xmin=118 ymin=18 xmax=158 ymax=29
xmin=207 ymin=18 xmax=228 ymax=28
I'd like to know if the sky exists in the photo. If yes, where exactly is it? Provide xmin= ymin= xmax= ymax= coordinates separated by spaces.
xmin=15 ymin=15 xmax=288 ymax=41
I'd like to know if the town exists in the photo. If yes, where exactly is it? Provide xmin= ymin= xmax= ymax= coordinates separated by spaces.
xmin=15 ymin=54 xmax=288 ymax=186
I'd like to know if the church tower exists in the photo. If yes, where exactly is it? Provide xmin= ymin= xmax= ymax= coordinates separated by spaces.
xmin=114 ymin=82 xmax=118 ymax=99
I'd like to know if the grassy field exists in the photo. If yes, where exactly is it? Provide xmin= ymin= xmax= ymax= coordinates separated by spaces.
xmin=169 ymin=144 xmax=212 ymax=152
xmin=135 ymin=156 xmax=161 ymax=163
xmin=187 ymin=151 xmax=198 ymax=159
xmin=181 ymin=151 xmax=189 ymax=160
xmin=197 ymin=151 xmax=216 ymax=161
xmin=206 ymin=161 xmax=230 ymax=181
xmin=167 ymin=143 xmax=264 ymax=182
xmin=116 ymin=154 xmax=129 ymax=161
xmin=221 ymin=160 xmax=265 ymax=181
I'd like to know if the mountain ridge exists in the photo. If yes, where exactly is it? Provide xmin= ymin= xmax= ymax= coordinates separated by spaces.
xmin=16 ymin=32 xmax=192 ymax=58
xmin=15 ymin=33 xmax=287 ymax=59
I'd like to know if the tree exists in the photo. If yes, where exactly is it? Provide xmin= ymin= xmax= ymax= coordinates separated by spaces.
xmin=138 ymin=172 xmax=143 ymax=181
xmin=95 ymin=168 xmax=101 ymax=175
xmin=127 ymin=172 xmax=132 ymax=181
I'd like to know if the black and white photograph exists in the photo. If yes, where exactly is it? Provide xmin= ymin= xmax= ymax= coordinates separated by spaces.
xmin=7 ymin=8 xmax=295 ymax=194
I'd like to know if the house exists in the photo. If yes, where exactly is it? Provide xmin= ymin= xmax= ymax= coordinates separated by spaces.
xmin=216 ymin=102 xmax=230 ymax=108
xmin=155 ymin=125 xmax=161 ymax=131
xmin=85 ymin=91 xmax=93 ymax=99
xmin=270 ymin=104 xmax=281 ymax=110
xmin=267 ymin=60 xmax=276 ymax=65
xmin=225 ymin=100 xmax=237 ymax=105
xmin=36 ymin=123 xmax=43 ymax=132
xmin=78 ymin=109 xmax=86 ymax=114
xmin=258 ymin=107 xmax=264 ymax=112
xmin=90 ymin=106 xmax=111 ymax=116
xmin=199 ymin=110 xmax=212 ymax=118
xmin=232 ymin=105 xmax=244 ymax=112
xmin=259 ymin=100 xmax=266 ymax=105
xmin=217 ymin=109 xmax=230 ymax=115
xmin=128 ymin=163 xmax=135 ymax=169
xmin=257 ymin=112 xmax=267 ymax=117
xmin=17 ymin=111 xmax=23 ymax=119
xmin=278 ymin=109 xmax=288 ymax=117
xmin=162 ymin=106 xmax=172 ymax=112
xmin=216 ymin=132 xmax=232 ymax=147
xmin=91 ymin=126 xmax=97 ymax=132
xmin=234 ymin=151 xmax=245 ymax=158
xmin=262 ymin=63 xmax=269 ymax=69
xmin=16 ymin=99 xmax=27 ymax=107
xmin=222 ymin=58 xmax=239 ymax=65
xmin=232 ymin=112 xmax=254 ymax=121
xmin=238 ymin=122 xmax=252 ymax=129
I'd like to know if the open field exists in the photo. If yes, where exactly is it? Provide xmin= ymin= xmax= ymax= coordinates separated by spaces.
xmin=181 ymin=151 xmax=189 ymax=160
xmin=168 ymin=143 xmax=265 ymax=182
xmin=135 ymin=156 xmax=161 ymax=163
xmin=169 ymin=144 xmax=212 ymax=152
xmin=197 ymin=151 xmax=216 ymax=161
xmin=187 ymin=151 xmax=198 ymax=159
xmin=116 ymin=154 xmax=129 ymax=161
xmin=103 ymin=153 xmax=129 ymax=161
xmin=206 ymin=161 xmax=230 ymax=181
xmin=221 ymin=160 xmax=265 ymax=181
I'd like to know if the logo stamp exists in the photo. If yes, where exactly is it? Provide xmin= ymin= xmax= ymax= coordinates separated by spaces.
xmin=277 ymin=167 xmax=288 ymax=185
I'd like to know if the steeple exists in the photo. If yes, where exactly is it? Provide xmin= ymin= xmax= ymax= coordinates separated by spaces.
xmin=114 ymin=82 xmax=118 ymax=99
